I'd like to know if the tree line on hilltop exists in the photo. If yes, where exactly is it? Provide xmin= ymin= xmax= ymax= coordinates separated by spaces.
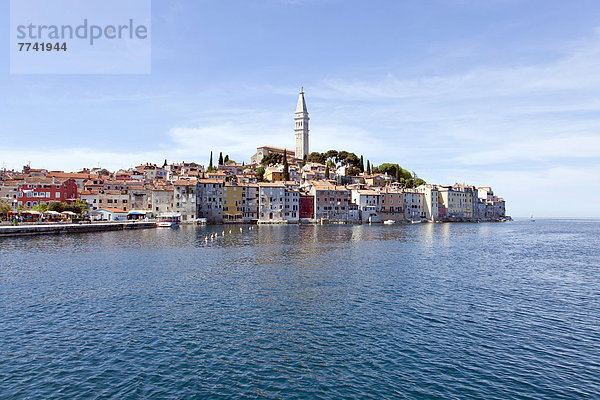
xmin=255 ymin=149 xmax=425 ymax=187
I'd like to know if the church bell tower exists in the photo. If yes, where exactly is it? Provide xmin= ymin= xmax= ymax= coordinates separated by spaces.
xmin=294 ymin=87 xmax=309 ymax=160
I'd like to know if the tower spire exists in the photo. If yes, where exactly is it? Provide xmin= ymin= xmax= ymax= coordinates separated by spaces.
xmin=296 ymin=86 xmax=307 ymax=114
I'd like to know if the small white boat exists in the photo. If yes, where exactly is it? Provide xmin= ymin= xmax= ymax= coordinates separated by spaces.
xmin=410 ymin=220 xmax=422 ymax=224
xmin=383 ymin=220 xmax=395 ymax=225
xmin=156 ymin=214 xmax=181 ymax=228
xmin=530 ymin=215 xmax=535 ymax=222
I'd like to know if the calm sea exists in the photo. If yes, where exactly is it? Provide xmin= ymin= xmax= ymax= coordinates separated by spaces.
xmin=1 ymin=219 xmax=599 ymax=399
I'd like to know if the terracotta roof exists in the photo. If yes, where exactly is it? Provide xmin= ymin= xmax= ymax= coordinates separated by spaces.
xmin=258 ymin=182 xmax=285 ymax=187
xmin=47 ymin=172 xmax=99 ymax=180
xmin=23 ymin=177 xmax=70 ymax=185
xmin=1 ymin=180 xmax=22 ymax=187
xmin=356 ymin=190 xmax=381 ymax=195
xmin=96 ymin=208 xmax=127 ymax=213
xmin=257 ymin=146 xmax=296 ymax=154
xmin=198 ymin=179 xmax=222 ymax=184
xmin=173 ymin=180 xmax=197 ymax=186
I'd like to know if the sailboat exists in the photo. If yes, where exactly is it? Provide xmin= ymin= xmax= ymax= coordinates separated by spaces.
xmin=530 ymin=214 xmax=535 ymax=222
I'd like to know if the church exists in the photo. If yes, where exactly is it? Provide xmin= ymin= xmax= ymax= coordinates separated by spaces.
xmin=250 ymin=87 xmax=310 ymax=164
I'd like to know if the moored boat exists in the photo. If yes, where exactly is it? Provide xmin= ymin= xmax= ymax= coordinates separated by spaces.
xmin=156 ymin=214 xmax=181 ymax=228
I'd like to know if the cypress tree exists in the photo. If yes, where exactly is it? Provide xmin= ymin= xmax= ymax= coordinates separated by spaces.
xmin=209 ymin=151 xmax=213 ymax=171
xmin=224 ymin=154 xmax=229 ymax=163
xmin=360 ymin=155 xmax=364 ymax=173
xmin=283 ymin=150 xmax=290 ymax=181
xmin=218 ymin=152 xmax=224 ymax=165
xmin=325 ymin=165 xmax=330 ymax=180
xmin=367 ymin=160 xmax=371 ymax=175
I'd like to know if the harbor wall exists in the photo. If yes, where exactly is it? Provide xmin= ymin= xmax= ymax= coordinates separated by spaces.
xmin=0 ymin=222 xmax=155 ymax=237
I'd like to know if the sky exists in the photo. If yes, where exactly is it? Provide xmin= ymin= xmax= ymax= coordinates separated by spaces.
xmin=1 ymin=0 xmax=600 ymax=217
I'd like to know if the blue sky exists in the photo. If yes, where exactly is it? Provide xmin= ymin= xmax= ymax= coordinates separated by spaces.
xmin=2 ymin=0 xmax=600 ymax=217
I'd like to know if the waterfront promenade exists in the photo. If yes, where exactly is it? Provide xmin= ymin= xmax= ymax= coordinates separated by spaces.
xmin=0 ymin=221 xmax=155 ymax=237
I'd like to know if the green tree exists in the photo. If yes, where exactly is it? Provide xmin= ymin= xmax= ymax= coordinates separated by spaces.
xmin=74 ymin=200 xmax=89 ymax=214
xmin=0 ymin=199 xmax=11 ymax=215
xmin=346 ymin=166 xmax=360 ymax=176
xmin=360 ymin=155 xmax=364 ymax=172
xmin=325 ymin=165 xmax=330 ymax=179
xmin=343 ymin=153 xmax=360 ymax=168
xmin=255 ymin=166 xmax=265 ymax=182
xmin=377 ymin=163 xmax=397 ymax=176
xmin=224 ymin=154 xmax=229 ymax=163
xmin=208 ymin=151 xmax=214 ymax=172
xmin=307 ymin=152 xmax=326 ymax=164
xmin=283 ymin=150 xmax=290 ymax=181
xmin=48 ymin=201 xmax=65 ymax=212
xmin=32 ymin=203 xmax=48 ymax=213
xmin=261 ymin=152 xmax=283 ymax=166
xmin=414 ymin=178 xmax=426 ymax=187
xmin=325 ymin=150 xmax=338 ymax=161
xmin=218 ymin=152 xmax=224 ymax=165
xmin=337 ymin=151 xmax=349 ymax=165
xmin=366 ymin=160 xmax=371 ymax=175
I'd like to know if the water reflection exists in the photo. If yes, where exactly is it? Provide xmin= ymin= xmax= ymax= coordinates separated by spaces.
xmin=1 ymin=221 xmax=600 ymax=398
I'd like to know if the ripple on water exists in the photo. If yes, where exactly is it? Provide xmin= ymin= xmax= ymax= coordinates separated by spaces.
xmin=1 ymin=220 xmax=599 ymax=398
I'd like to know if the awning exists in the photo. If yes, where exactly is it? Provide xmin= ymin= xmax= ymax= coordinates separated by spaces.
xmin=128 ymin=210 xmax=147 ymax=215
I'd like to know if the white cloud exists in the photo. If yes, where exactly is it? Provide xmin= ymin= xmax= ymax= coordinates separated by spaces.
xmin=457 ymin=135 xmax=600 ymax=165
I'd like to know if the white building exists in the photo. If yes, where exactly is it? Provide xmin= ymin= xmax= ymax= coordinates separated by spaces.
xmin=417 ymin=184 xmax=440 ymax=221
xmin=173 ymin=180 xmax=197 ymax=222
xmin=403 ymin=189 xmax=425 ymax=221
xmin=196 ymin=179 xmax=223 ymax=223
xmin=91 ymin=208 xmax=128 ymax=221
xmin=258 ymin=182 xmax=286 ymax=223
xmin=284 ymin=186 xmax=300 ymax=223
xmin=351 ymin=189 xmax=381 ymax=223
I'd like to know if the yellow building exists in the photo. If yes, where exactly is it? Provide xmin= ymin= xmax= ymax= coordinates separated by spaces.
xmin=264 ymin=167 xmax=284 ymax=182
xmin=438 ymin=185 xmax=473 ymax=219
xmin=223 ymin=184 xmax=244 ymax=221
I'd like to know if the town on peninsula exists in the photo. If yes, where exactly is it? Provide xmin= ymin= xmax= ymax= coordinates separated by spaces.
xmin=0 ymin=89 xmax=508 ymax=227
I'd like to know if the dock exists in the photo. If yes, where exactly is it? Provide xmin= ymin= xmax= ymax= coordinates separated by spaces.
xmin=0 ymin=222 xmax=156 ymax=237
